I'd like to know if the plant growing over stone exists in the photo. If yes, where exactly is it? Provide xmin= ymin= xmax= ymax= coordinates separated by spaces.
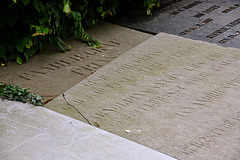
xmin=0 ymin=82 xmax=43 ymax=106
xmin=0 ymin=0 xmax=160 ymax=65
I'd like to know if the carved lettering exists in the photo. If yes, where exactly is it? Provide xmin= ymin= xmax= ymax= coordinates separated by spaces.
xmin=207 ymin=18 xmax=240 ymax=38
xmin=178 ymin=111 xmax=240 ymax=156
xmin=171 ymin=1 xmax=202 ymax=15
xmin=193 ymin=5 xmax=220 ymax=18
xmin=19 ymin=74 xmax=31 ymax=80
xmin=71 ymin=69 xmax=83 ymax=75
xmin=219 ymin=31 xmax=240 ymax=43
xmin=222 ymin=4 xmax=240 ymax=13
xmin=180 ymin=18 xmax=213 ymax=35
xmin=41 ymin=66 xmax=55 ymax=71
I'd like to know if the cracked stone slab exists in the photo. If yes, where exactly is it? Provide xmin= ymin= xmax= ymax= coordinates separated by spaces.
xmin=109 ymin=0 xmax=240 ymax=49
xmin=0 ymin=21 xmax=152 ymax=100
xmin=0 ymin=99 xmax=176 ymax=160
xmin=46 ymin=33 xmax=240 ymax=160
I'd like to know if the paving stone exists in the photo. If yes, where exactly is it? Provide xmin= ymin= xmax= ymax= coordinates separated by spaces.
xmin=0 ymin=21 xmax=152 ymax=101
xmin=46 ymin=33 xmax=240 ymax=160
xmin=109 ymin=0 xmax=240 ymax=49
xmin=0 ymin=99 xmax=176 ymax=160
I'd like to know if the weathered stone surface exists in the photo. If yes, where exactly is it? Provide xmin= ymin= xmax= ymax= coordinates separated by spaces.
xmin=109 ymin=0 xmax=240 ymax=49
xmin=46 ymin=33 xmax=240 ymax=160
xmin=0 ymin=99 xmax=176 ymax=160
xmin=0 ymin=21 xmax=152 ymax=100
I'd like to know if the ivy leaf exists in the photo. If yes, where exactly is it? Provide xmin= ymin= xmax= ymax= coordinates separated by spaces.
xmin=33 ymin=0 xmax=40 ymax=12
xmin=57 ymin=42 xmax=66 ymax=52
xmin=16 ymin=44 xmax=24 ymax=52
xmin=39 ymin=16 xmax=48 ymax=24
xmin=25 ymin=46 xmax=37 ymax=58
xmin=35 ymin=95 xmax=42 ymax=100
xmin=29 ymin=39 xmax=33 ymax=46
xmin=55 ymin=17 xmax=60 ymax=28
xmin=27 ymin=92 xmax=33 ymax=99
xmin=24 ymin=44 xmax=30 ymax=49
xmin=63 ymin=0 xmax=71 ymax=14
xmin=17 ymin=57 xmax=22 ymax=65
xmin=74 ymin=30 xmax=81 ymax=40
xmin=147 ymin=9 xmax=151 ymax=15
xmin=86 ymin=19 xmax=95 ymax=27
xmin=22 ymin=0 xmax=30 ymax=6
xmin=24 ymin=52 xmax=29 ymax=63
xmin=72 ymin=11 xmax=82 ymax=21
xmin=97 ymin=6 xmax=103 ymax=13
xmin=43 ymin=27 xmax=49 ymax=34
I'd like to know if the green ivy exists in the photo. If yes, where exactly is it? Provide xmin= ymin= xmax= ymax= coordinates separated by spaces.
xmin=144 ymin=0 xmax=161 ymax=15
xmin=0 ymin=82 xmax=43 ymax=106
xmin=0 ymin=0 xmax=160 ymax=65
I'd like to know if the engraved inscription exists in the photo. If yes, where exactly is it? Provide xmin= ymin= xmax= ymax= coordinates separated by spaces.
xmin=113 ymin=53 xmax=159 ymax=73
xmin=193 ymin=5 xmax=220 ymax=18
xmin=18 ymin=39 xmax=120 ymax=80
xmin=45 ymin=32 xmax=240 ymax=159
xmin=219 ymin=31 xmax=240 ymax=44
xmin=154 ymin=0 xmax=182 ymax=13
xmin=182 ymin=1 xmax=202 ymax=10
xmin=19 ymin=74 xmax=31 ymax=80
xmin=203 ymin=5 xmax=220 ymax=13
xmin=170 ymin=1 xmax=202 ymax=15
xmin=206 ymin=18 xmax=240 ymax=38
xmin=177 ymin=111 xmax=240 ymax=156
xmin=180 ymin=18 xmax=213 ymax=35
xmin=222 ymin=4 xmax=240 ymax=13
xmin=177 ymin=75 xmax=240 ymax=117
xmin=83 ymin=48 xmax=240 ymax=126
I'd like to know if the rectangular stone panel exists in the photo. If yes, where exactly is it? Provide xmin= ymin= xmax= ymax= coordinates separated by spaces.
xmin=46 ymin=33 xmax=240 ymax=160
xmin=109 ymin=0 xmax=240 ymax=49
xmin=0 ymin=100 xmax=176 ymax=160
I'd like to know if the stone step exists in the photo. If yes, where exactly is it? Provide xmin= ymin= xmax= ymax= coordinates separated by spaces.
xmin=46 ymin=32 xmax=240 ymax=160
xmin=0 ymin=99 xmax=176 ymax=160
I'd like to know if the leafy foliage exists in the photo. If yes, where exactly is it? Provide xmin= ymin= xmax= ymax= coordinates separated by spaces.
xmin=144 ymin=0 xmax=161 ymax=15
xmin=0 ymin=81 xmax=43 ymax=106
xmin=0 ymin=0 xmax=160 ymax=64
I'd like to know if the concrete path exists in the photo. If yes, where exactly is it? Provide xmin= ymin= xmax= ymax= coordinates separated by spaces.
xmin=0 ymin=99 xmax=176 ymax=160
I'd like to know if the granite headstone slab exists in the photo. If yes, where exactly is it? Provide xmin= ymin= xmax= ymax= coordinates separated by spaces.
xmin=110 ymin=0 xmax=240 ymax=49
xmin=46 ymin=33 xmax=240 ymax=160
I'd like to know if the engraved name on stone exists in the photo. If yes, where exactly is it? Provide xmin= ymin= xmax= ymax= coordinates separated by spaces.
xmin=69 ymin=44 xmax=240 ymax=129
xmin=18 ymin=39 xmax=120 ymax=80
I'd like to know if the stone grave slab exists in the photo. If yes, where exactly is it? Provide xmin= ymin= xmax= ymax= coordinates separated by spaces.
xmin=0 ymin=21 xmax=152 ymax=101
xmin=0 ymin=99 xmax=176 ymax=160
xmin=109 ymin=0 xmax=240 ymax=49
xmin=46 ymin=33 xmax=240 ymax=160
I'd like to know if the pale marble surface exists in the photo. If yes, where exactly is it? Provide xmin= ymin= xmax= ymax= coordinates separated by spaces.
xmin=0 ymin=99 xmax=176 ymax=160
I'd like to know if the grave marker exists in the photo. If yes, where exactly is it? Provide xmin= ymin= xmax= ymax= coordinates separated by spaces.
xmin=46 ymin=33 xmax=240 ymax=159
xmin=109 ymin=0 xmax=240 ymax=49
xmin=0 ymin=21 xmax=152 ymax=100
